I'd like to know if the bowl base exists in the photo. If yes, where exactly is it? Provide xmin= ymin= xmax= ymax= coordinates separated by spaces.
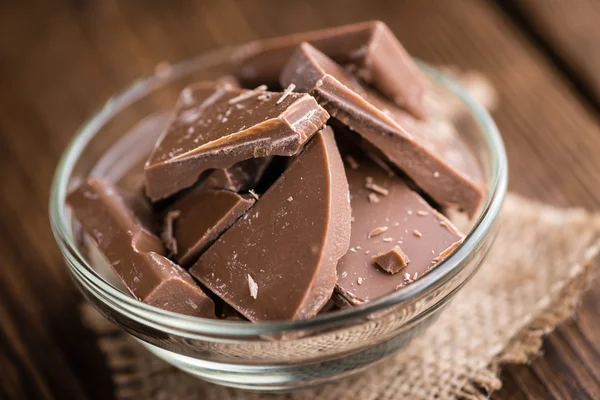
xmin=139 ymin=333 xmax=413 ymax=391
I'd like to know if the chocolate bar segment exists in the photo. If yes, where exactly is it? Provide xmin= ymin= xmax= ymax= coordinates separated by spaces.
xmin=190 ymin=127 xmax=351 ymax=321
xmin=281 ymin=43 xmax=483 ymax=216
xmin=334 ymin=144 xmax=463 ymax=306
xmin=144 ymin=80 xmax=329 ymax=201
xmin=162 ymin=188 xmax=255 ymax=266
xmin=67 ymin=177 xmax=215 ymax=317
xmin=384 ymin=107 xmax=483 ymax=186
xmin=233 ymin=21 xmax=426 ymax=118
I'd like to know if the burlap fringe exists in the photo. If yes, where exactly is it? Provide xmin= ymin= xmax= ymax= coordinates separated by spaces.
xmin=457 ymin=261 xmax=596 ymax=400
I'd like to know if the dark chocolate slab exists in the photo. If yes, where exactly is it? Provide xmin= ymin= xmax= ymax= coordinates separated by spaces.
xmin=144 ymin=80 xmax=329 ymax=201
xmin=281 ymin=43 xmax=483 ymax=216
xmin=233 ymin=21 xmax=426 ymax=118
xmin=67 ymin=177 xmax=215 ymax=318
xmin=163 ymin=188 xmax=255 ymax=266
xmin=190 ymin=127 xmax=351 ymax=321
xmin=334 ymin=145 xmax=463 ymax=306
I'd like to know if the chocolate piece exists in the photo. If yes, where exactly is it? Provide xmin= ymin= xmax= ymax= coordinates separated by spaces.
xmin=144 ymin=80 xmax=329 ymax=201
xmin=196 ymin=157 xmax=272 ymax=192
xmin=386 ymin=109 xmax=483 ymax=186
xmin=281 ymin=43 xmax=483 ymax=216
xmin=190 ymin=127 xmax=351 ymax=321
xmin=163 ymin=188 xmax=255 ymax=266
xmin=334 ymin=146 xmax=463 ymax=306
xmin=372 ymin=246 xmax=410 ymax=274
xmin=67 ymin=177 xmax=215 ymax=317
xmin=233 ymin=21 xmax=426 ymax=118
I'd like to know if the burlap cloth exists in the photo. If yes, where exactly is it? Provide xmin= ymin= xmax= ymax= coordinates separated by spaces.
xmin=81 ymin=193 xmax=600 ymax=399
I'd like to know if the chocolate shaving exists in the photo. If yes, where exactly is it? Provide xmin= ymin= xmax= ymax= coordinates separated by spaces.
xmin=345 ymin=155 xmax=359 ymax=170
xmin=248 ymin=189 xmax=260 ymax=200
xmin=228 ymin=85 xmax=267 ymax=104
xmin=162 ymin=210 xmax=181 ymax=256
xmin=247 ymin=274 xmax=258 ymax=299
xmin=365 ymin=181 xmax=389 ymax=196
xmin=368 ymin=226 xmax=388 ymax=238
xmin=368 ymin=193 xmax=380 ymax=203
xmin=276 ymin=83 xmax=296 ymax=104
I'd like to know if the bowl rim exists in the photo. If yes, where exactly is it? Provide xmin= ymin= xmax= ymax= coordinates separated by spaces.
xmin=49 ymin=47 xmax=508 ymax=336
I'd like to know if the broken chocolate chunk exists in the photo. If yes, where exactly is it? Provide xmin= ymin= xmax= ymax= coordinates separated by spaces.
xmin=163 ymin=187 xmax=255 ymax=267
xmin=67 ymin=177 xmax=215 ymax=318
xmin=190 ymin=127 xmax=351 ymax=321
xmin=385 ymin=108 xmax=483 ymax=187
xmin=144 ymin=80 xmax=329 ymax=201
xmin=372 ymin=246 xmax=410 ymax=274
xmin=281 ymin=43 xmax=483 ymax=216
xmin=196 ymin=157 xmax=272 ymax=193
xmin=233 ymin=21 xmax=426 ymax=118
xmin=334 ymin=143 xmax=463 ymax=306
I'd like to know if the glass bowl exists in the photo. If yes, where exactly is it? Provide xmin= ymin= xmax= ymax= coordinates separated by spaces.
xmin=50 ymin=47 xmax=507 ymax=391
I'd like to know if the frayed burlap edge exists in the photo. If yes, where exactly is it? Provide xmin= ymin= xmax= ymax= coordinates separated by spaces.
xmin=454 ymin=260 xmax=597 ymax=400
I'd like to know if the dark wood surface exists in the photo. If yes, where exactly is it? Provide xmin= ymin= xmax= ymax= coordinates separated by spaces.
xmin=1 ymin=0 xmax=600 ymax=398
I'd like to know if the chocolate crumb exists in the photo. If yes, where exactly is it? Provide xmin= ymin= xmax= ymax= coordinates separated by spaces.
xmin=382 ymin=237 xmax=393 ymax=242
xmin=276 ymin=83 xmax=296 ymax=104
xmin=417 ymin=210 xmax=429 ymax=216
xmin=341 ymin=271 xmax=348 ymax=279
xmin=161 ymin=210 xmax=181 ymax=257
xmin=349 ymin=247 xmax=357 ymax=253
xmin=357 ymin=277 xmax=364 ymax=285
xmin=368 ymin=226 xmax=389 ymax=238
xmin=287 ymin=196 xmax=294 ymax=202
xmin=247 ymin=274 xmax=258 ymax=299
xmin=413 ymin=229 xmax=423 ymax=238
xmin=372 ymin=245 xmax=410 ymax=274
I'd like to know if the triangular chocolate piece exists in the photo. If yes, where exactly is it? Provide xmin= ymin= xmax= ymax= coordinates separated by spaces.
xmin=334 ymin=145 xmax=463 ymax=306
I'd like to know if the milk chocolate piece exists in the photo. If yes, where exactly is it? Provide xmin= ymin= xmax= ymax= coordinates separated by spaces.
xmin=190 ymin=127 xmax=351 ymax=321
xmin=163 ymin=188 xmax=255 ymax=266
xmin=385 ymin=108 xmax=483 ymax=186
xmin=372 ymin=246 xmax=410 ymax=274
xmin=196 ymin=157 xmax=272 ymax=193
xmin=67 ymin=177 xmax=215 ymax=318
xmin=144 ymin=80 xmax=329 ymax=201
xmin=281 ymin=43 xmax=483 ymax=216
xmin=234 ymin=21 xmax=426 ymax=118
xmin=334 ymin=146 xmax=463 ymax=306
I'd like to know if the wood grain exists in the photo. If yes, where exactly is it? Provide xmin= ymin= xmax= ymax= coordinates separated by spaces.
xmin=509 ymin=0 xmax=600 ymax=107
xmin=0 ymin=0 xmax=599 ymax=398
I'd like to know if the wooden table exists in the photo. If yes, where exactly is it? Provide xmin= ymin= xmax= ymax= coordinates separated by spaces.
xmin=1 ymin=1 xmax=600 ymax=398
